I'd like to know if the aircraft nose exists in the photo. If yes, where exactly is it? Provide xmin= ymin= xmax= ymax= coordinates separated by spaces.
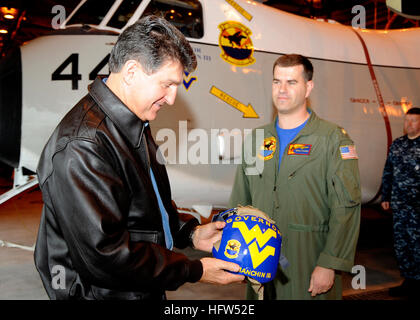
xmin=0 ymin=46 xmax=22 ymax=168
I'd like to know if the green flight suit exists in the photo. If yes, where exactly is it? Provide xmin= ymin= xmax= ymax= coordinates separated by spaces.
xmin=229 ymin=110 xmax=361 ymax=300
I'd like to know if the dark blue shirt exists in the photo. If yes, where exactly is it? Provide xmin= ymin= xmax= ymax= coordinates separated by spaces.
xmin=275 ymin=115 xmax=310 ymax=169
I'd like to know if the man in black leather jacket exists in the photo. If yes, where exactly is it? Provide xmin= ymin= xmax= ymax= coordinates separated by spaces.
xmin=34 ymin=15 xmax=243 ymax=300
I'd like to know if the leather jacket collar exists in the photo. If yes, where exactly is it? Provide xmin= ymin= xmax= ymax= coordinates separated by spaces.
xmin=88 ymin=77 xmax=148 ymax=148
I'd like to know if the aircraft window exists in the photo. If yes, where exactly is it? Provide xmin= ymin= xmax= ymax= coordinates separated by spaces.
xmin=67 ymin=0 xmax=115 ymax=26
xmin=142 ymin=0 xmax=203 ymax=38
xmin=107 ymin=0 xmax=142 ymax=29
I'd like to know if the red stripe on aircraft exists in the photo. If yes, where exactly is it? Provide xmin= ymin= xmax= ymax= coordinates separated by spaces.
xmin=352 ymin=29 xmax=393 ymax=204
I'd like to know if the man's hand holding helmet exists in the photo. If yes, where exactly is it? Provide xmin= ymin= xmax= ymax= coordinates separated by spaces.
xmin=190 ymin=219 xmax=245 ymax=285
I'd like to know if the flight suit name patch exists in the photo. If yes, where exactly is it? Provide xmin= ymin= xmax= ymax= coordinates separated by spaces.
xmin=288 ymin=144 xmax=312 ymax=155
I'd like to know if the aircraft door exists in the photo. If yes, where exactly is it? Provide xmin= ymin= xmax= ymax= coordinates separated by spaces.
xmin=0 ymin=47 xmax=21 ymax=168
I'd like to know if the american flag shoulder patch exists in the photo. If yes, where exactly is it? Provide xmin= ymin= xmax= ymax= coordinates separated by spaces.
xmin=339 ymin=145 xmax=358 ymax=159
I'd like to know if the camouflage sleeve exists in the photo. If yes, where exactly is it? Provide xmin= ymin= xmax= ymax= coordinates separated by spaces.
xmin=381 ymin=145 xmax=394 ymax=202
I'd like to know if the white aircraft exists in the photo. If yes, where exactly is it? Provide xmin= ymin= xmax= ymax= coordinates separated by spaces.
xmin=0 ymin=0 xmax=419 ymax=221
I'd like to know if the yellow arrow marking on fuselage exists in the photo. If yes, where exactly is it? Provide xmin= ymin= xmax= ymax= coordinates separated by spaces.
xmin=225 ymin=0 xmax=253 ymax=21
xmin=210 ymin=86 xmax=259 ymax=118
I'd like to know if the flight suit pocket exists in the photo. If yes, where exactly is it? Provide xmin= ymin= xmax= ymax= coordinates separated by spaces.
xmin=288 ymin=223 xmax=329 ymax=232
xmin=332 ymin=168 xmax=361 ymax=208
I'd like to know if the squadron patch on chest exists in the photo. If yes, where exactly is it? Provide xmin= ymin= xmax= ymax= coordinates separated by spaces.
xmin=288 ymin=144 xmax=312 ymax=155
xmin=258 ymin=136 xmax=276 ymax=160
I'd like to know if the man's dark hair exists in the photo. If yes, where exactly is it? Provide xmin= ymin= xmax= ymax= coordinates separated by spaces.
xmin=109 ymin=15 xmax=196 ymax=74
xmin=406 ymin=107 xmax=420 ymax=115
xmin=272 ymin=54 xmax=313 ymax=82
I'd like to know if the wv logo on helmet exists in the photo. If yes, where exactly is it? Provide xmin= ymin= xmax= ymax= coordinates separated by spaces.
xmin=232 ymin=221 xmax=277 ymax=269
xmin=214 ymin=214 xmax=282 ymax=283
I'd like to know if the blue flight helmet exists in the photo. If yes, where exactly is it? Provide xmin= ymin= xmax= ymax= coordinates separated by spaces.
xmin=212 ymin=208 xmax=282 ymax=283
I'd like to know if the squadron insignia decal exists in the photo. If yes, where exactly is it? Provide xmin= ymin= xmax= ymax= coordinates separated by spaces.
xmin=218 ymin=21 xmax=255 ymax=67
xmin=258 ymin=137 xmax=276 ymax=160
xmin=224 ymin=239 xmax=241 ymax=259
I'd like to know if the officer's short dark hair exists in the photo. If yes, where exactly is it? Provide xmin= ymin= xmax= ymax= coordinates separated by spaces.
xmin=406 ymin=107 xmax=420 ymax=115
xmin=272 ymin=54 xmax=313 ymax=82
xmin=109 ymin=15 xmax=196 ymax=74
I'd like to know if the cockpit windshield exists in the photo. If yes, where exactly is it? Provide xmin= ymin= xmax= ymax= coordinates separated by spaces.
xmin=107 ymin=1 xmax=141 ymax=30
xmin=66 ymin=0 xmax=203 ymax=39
xmin=142 ymin=0 xmax=203 ymax=38
xmin=67 ymin=0 xmax=115 ymax=26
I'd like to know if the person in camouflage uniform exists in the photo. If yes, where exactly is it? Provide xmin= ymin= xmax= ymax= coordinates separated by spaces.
xmin=381 ymin=107 xmax=420 ymax=298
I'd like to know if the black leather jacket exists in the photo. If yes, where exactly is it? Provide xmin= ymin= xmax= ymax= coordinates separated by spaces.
xmin=34 ymin=78 xmax=202 ymax=300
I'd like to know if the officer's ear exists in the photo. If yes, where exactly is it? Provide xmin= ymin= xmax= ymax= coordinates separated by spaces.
xmin=121 ymin=60 xmax=143 ymax=86
xmin=305 ymin=80 xmax=314 ymax=98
